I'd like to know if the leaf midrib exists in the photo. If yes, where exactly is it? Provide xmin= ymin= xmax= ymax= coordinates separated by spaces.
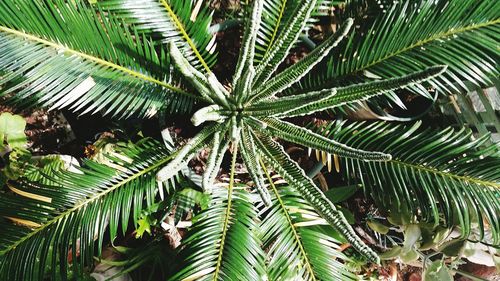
xmin=260 ymin=0 xmax=288 ymax=60
xmin=0 ymin=152 xmax=175 ymax=256
xmin=357 ymin=19 xmax=500 ymax=72
xmin=213 ymin=143 xmax=238 ymax=280
xmin=390 ymin=159 xmax=500 ymax=189
xmin=0 ymin=25 xmax=200 ymax=101
xmin=159 ymin=0 xmax=211 ymax=74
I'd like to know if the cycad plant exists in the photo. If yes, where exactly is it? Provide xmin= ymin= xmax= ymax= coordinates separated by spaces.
xmin=0 ymin=0 xmax=498 ymax=280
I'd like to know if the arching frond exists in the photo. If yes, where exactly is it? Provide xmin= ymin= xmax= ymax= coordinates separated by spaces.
xmin=246 ymin=66 xmax=446 ymax=118
xmin=0 ymin=0 xmax=196 ymax=118
xmin=253 ymin=0 xmax=318 ymax=86
xmin=249 ymin=117 xmax=390 ymax=161
xmin=168 ymin=149 xmax=266 ymax=281
xmin=232 ymin=0 xmax=262 ymax=90
xmin=254 ymin=0 xmax=341 ymax=64
xmin=309 ymin=121 xmax=500 ymax=243
xmin=298 ymin=0 xmax=500 ymax=96
xmin=261 ymin=177 xmax=357 ymax=281
xmin=202 ymin=131 xmax=230 ymax=192
xmin=251 ymin=18 xmax=353 ymax=103
xmin=99 ymin=0 xmax=217 ymax=72
xmin=253 ymin=0 xmax=296 ymax=64
xmin=168 ymin=41 xmax=216 ymax=103
xmin=0 ymin=139 xmax=178 ymax=280
xmin=284 ymin=66 xmax=446 ymax=117
xmin=251 ymin=131 xmax=380 ymax=263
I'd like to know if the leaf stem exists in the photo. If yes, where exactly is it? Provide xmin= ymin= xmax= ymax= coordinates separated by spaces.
xmin=359 ymin=19 xmax=500 ymax=72
xmin=452 ymin=269 xmax=488 ymax=281
xmin=159 ymin=0 xmax=212 ymax=74
xmin=213 ymin=140 xmax=239 ymax=280
xmin=390 ymin=159 xmax=500 ymax=189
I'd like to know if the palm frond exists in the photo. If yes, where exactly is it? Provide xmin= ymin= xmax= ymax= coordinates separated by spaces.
xmin=169 ymin=148 xmax=266 ymax=281
xmin=309 ymin=120 xmax=500 ymax=243
xmin=254 ymin=0 xmax=341 ymax=64
xmin=246 ymin=66 xmax=445 ymax=118
xmin=202 ymin=131 xmax=230 ymax=192
xmin=298 ymin=0 xmax=500 ymax=96
xmin=251 ymin=130 xmax=380 ymax=263
xmin=253 ymin=0 xmax=296 ymax=64
xmin=0 ymin=138 xmax=177 ymax=280
xmin=284 ymin=66 xmax=446 ymax=117
xmin=99 ymin=0 xmax=217 ymax=72
xmin=260 ymin=176 xmax=357 ymax=281
xmin=250 ymin=18 xmax=353 ymax=103
xmin=0 ymin=0 xmax=197 ymax=118
xmin=252 ymin=0 xmax=318 ymax=86
xmin=232 ymin=0 xmax=262 ymax=91
xmin=240 ymin=126 xmax=272 ymax=206
xmin=249 ymin=117 xmax=390 ymax=161
xmin=168 ymin=41 xmax=216 ymax=103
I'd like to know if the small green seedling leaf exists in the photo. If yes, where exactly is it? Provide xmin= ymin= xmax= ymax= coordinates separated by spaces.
xmin=367 ymin=220 xmax=390 ymax=235
xmin=400 ymin=249 xmax=419 ymax=263
xmin=438 ymin=239 xmax=467 ymax=257
xmin=403 ymin=224 xmax=421 ymax=252
xmin=0 ymin=112 xmax=27 ymax=149
xmin=423 ymin=260 xmax=453 ymax=281
xmin=379 ymin=246 xmax=403 ymax=260
xmin=135 ymin=217 xmax=154 ymax=238
xmin=387 ymin=203 xmax=412 ymax=226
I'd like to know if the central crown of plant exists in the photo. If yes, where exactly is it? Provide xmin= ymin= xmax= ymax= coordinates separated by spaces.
xmin=155 ymin=0 xmax=446 ymax=263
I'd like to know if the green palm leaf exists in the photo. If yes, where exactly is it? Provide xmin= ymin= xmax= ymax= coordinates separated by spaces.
xmin=299 ymin=0 xmax=500 ymax=96
xmin=260 ymin=176 xmax=357 ymax=281
xmin=0 ymin=0 xmax=197 ymax=118
xmin=168 ymin=148 xmax=266 ymax=281
xmin=0 ymin=139 xmax=177 ymax=280
xmin=310 ymin=120 xmax=500 ymax=243
xmin=246 ymin=66 xmax=446 ymax=117
xmin=251 ymin=130 xmax=380 ymax=263
xmin=254 ymin=0 xmax=341 ymax=64
xmin=250 ymin=18 xmax=353 ymax=103
xmin=253 ymin=0 xmax=296 ymax=64
xmin=157 ymin=124 xmax=220 ymax=182
xmin=202 ymin=131 xmax=230 ymax=192
xmin=240 ymin=126 xmax=272 ymax=206
xmin=233 ymin=0 xmax=262 ymax=89
xmin=99 ymin=0 xmax=217 ymax=72
xmin=285 ymin=66 xmax=446 ymax=117
xmin=252 ymin=0 xmax=318 ymax=86
xmin=249 ymin=117 xmax=390 ymax=161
